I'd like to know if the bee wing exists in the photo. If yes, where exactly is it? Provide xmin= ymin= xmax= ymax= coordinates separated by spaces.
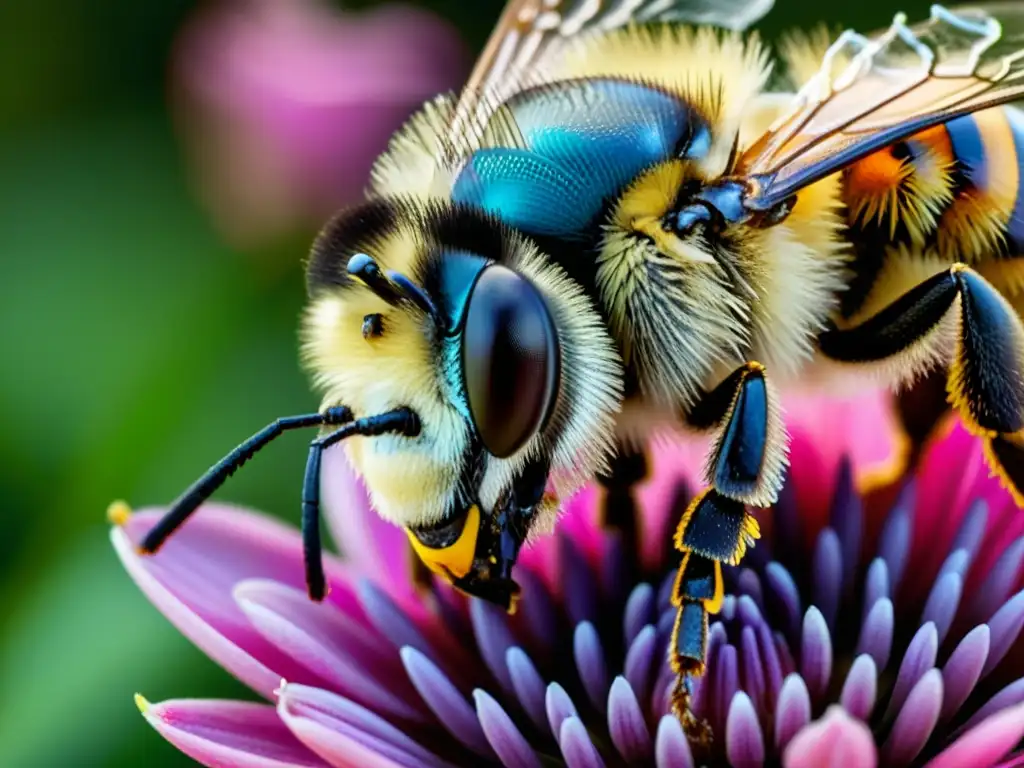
xmin=740 ymin=4 xmax=1024 ymax=210
xmin=444 ymin=0 xmax=774 ymax=159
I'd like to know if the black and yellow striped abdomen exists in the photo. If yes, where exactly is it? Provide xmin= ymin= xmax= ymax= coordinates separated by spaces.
xmin=841 ymin=104 xmax=1024 ymax=320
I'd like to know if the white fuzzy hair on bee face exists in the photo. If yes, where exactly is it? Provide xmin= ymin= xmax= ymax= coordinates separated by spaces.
xmin=301 ymin=224 xmax=470 ymax=530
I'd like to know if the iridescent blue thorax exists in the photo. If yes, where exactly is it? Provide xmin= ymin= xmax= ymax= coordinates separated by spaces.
xmin=451 ymin=78 xmax=713 ymax=241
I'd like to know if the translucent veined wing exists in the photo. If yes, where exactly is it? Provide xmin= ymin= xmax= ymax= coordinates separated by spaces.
xmin=444 ymin=0 xmax=774 ymax=160
xmin=739 ymin=4 xmax=1024 ymax=211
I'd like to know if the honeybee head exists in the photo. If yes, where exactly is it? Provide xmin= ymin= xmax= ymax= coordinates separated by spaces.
xmin=302 ymin=199 xmax=623 ymax=609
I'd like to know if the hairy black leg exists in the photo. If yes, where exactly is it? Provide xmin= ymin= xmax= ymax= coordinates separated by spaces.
xmin=819 ymin=264 xmax=1024 ymax=505
xmin=595 ymin=444 xmax=648 ymax=585
xmin=669 ymin=362 xmax=780 ymax=737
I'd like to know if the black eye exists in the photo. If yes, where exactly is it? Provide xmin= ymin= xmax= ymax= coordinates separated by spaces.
xmin=462 ymin=265 xmax=561 ymax=458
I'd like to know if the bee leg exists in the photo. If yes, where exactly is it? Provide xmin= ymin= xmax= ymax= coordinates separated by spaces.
xmin=595 ymin=444 xmax=648 ymax=581
xmin=819 ymin=264 xmax=1024 ymax=505
xmin=669 ymin=362 xmax=779 ymax=737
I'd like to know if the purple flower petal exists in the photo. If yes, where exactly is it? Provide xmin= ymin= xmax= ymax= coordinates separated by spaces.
xmin=507 ymin=646 xmax=548 ymax=732
xmin=937 ymin=549 xmax=970 ymax=581
xmin=738 ymin=594 xmax=766 ymax=628
xmin=657 ymin=571 xmax=675 ymax=611
xmin=112 ymin=507 xmax=355 ymax=699
xmin=515 ymin=568 xmax=558 ymax=660
xmin=559 ymin=716 xmax=607 ymax=768
xmin=470 ymin=599 xmax=516 ymax=695
xmin=878 ymin=485 xmax=914 ymax=595
xmin=726 ymin=691 xmax=766 ymax=768
xmin=940 ymin=625 xmax=990 ymax=723
xmin=775 ymin=673 xmax=812 ymax=751
xmin=862 ymin=559 xmax=889 ymax=623
xmin=546 ymin=682 xmax=580 ymax=739
xmin=884 ymin=622 xmax=938 ymax=724
xmin=714 ymin=644 xmax=741 ymax=735
xmin=958 ymin=678 xmax=1024 ymax=735
xmin=358 ymin=581 xmax=437 ymax=662
xmin=574 ymin=622 xmax=610 ymax=711
xmin=839 ymin=654 xmax=877 ymax=722
xmin=856 ymin=598 xmax=894 ymax=671
xmin=983 ymin=589 xmax=1024 ymax=677
xmin=774 ymin=632 xmax=797 ymax=678
xmin=830 ymin=458 xmax=863 ymax=596
xmin=561 ymin=536 xmax=598 ymax=627
xmin=474 ymin=689 xmax=541 ymax=768
xmin=970 ymin=538 xmax=1024 ymax=626
xmin=233 ymin=580 xmax=422 ymax=721
xmin=765 ymin=562 xmax=802 ymax=643
xmin=756 ymin=621 xmax=786 ymax=711
xmin=624 ymin=583 xmax=655 ymax=647
xmin=137 ymin=697 xmax=327 ymax=768
xmin=737 ymin=568 xmax=765 ymax=612
xmin=399 ymin=647 xmax=493 ymax=758
xmin=655 ymin=714 xmax=695 ymax=768
xmin=950 ymin=500 xmax=988 ymax=564
xmin=276 ymin=683 xmax=454 ymax=768
xmin=921 ymin=570 xmax=962 ymax=645
xmin=800 ymin=607 xmax=833 ymax=703
xmin=927 ymin=702 xmax=1024 ymax=768
xmin=741 ymin=626 xmax=767 ymax=715
xmin=783 ymin=706 xmax=877 ymax=768
xmin=812 ymin=528 xmax=842 ymax=631
xmin=607 ymin=676 xmax=652 ymax=762
xmin=624 ymin=625 xmax=658 ymax=706
xmin=722 ymin=594 xmax=738 ymax=621
xmin=881 ymin=668 xmax=943 ymax=768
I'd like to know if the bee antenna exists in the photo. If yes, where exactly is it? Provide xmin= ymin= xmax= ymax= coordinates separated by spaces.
xmin=301 ymin=407 xmax=421 ymax=600
xmin=347 ymin=253 xmax=447 ymax=332
xmin=138 ymin=405 xmax=421 ymax=604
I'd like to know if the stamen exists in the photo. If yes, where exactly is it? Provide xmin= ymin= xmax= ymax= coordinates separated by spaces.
xmin=107 ymin=500 xmax=132 ymax=526
xmin=134 ymin=693 xmax=151 ymax=714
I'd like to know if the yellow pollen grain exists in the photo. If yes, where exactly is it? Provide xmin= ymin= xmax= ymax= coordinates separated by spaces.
xmin=107 ymin=500 xmax=132 ymax=526
xmin=134 ymin=693 xmax=150 ymax=714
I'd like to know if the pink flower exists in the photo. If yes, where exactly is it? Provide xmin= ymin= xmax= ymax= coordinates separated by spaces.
xmin=112 ymin=389 xmax=1024 ymax=766
xmin=171 ymin=0 xmax=468 ymax=247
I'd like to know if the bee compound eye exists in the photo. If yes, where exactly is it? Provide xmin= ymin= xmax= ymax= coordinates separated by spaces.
xmin=462 ymin=265 xmax=561 ymax=458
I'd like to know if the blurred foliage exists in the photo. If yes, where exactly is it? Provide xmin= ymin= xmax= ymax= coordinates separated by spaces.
xmin=0 ymin=0 xmax=936 ymax=765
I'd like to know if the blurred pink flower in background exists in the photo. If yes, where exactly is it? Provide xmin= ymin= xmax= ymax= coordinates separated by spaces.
xmin=112 ymin=389 xmax=1024 ymax=766
xmin=171 ymin=0 xmax=469 ymax=247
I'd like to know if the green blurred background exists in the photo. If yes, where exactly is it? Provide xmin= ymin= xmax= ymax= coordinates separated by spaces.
xmin=0 ymin=1 xmax=937 ymax=765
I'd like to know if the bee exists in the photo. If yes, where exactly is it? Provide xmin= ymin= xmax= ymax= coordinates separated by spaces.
xmin=139 ymin=0 xmax=1024 ymax=737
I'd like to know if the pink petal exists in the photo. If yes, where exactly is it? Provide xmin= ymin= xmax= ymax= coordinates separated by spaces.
xmin=112 ymin=505 xmax=366 ymax=698
xmin=233 ymin=579 xmax=425 ymax=722
xmin=277 ymin=683 xmax=453 ymax=768
xmin=925 ymin=702 xmax=1024 ymax=768
xmin=783 ymin=705 xmax=878 ymax=768
xmin=138 ymin=697 xmax=326 ymax=768
xmin=784 ymin=388 xmax=906 ymax=544
xmin=635 ymin=431 xmax=708 ymax=572
xmin=319 ymin=448 xmax=413 ymax=597
xmin=171 ymin=0 xmax=468 ymax=243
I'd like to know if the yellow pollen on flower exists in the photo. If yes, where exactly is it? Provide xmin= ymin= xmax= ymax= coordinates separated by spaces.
xmin=134 ymin=693 xmax=151 ymax=714
xmin=107 ymin=500 xmax=132 ymax=526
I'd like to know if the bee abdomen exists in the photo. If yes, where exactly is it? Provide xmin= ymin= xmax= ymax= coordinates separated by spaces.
xmin=842 ymin=105 xmax=1024 ymax=319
